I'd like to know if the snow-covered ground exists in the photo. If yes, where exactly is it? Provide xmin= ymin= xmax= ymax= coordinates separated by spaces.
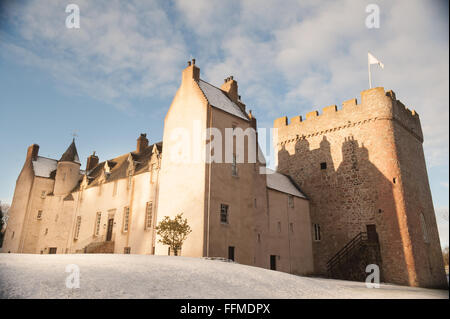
xmin=0 ymin=254 xmax=447 ymax=299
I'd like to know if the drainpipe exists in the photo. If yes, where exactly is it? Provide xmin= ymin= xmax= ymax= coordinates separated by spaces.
xmin=206 ymin=106 xmax=213 ymax=257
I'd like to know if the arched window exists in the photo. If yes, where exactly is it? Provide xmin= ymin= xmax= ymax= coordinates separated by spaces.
xmin=419 ymin=213 xmax=429 ymax=243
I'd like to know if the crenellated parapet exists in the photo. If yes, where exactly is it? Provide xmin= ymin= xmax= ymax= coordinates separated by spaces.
xmin=274 ymin=87 xmax=423 ymax=145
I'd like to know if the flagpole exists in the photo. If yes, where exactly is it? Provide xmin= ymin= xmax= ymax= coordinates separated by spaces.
xmin=368 ymin=55 xmax=372 ymax=89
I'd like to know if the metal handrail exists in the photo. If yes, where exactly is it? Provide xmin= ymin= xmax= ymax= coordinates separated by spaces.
xmin=327 ymin=232 xmax=368 ymax=272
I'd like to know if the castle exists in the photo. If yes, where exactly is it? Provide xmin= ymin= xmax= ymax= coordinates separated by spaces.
xmin=1 ymin=60 xmax=447 ymax=288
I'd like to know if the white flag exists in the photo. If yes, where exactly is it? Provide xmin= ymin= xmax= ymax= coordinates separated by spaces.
xmin=368 ymin=52 xmax=384 ymax=69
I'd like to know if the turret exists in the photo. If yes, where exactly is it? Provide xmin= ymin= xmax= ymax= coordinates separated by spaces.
xmin=53 ymin=139 xmax=81 ymax=195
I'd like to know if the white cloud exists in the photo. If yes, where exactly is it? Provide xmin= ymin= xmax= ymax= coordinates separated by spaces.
xmin=1 ymin=0 xmax=188 ymax=109
xmin=1 ymin=0 xmax=448 ymax=167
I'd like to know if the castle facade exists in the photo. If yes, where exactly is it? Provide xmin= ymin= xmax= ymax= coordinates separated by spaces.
xmin=1 ymin=61 xmax=447 ymax=288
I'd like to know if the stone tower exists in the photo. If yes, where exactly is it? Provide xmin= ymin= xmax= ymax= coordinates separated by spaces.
xmin=274 ymin=87 xmax=447 ymax=288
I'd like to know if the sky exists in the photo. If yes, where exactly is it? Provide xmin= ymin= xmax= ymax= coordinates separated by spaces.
xmin=0 ymin=0 xmax=448 ymax=246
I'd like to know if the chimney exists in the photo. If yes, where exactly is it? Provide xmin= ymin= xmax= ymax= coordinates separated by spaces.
xmin=182 ymin=58 xmax=200 ymax=83
xmin=221 ymin=76 xmax=239 ymax=103
xmin=26 ymin=144 xmax=39 ymax=162
xmin=137 ymin=133 xmax=149 ymax=153
xmin=248 ymin=110 xmax=257 ymax=129
xmin=86 ymin=151 xmax=99 ymax=172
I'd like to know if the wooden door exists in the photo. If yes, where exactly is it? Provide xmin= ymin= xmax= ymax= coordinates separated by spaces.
xmin=106 ymin=218 xmax=114 ymax=241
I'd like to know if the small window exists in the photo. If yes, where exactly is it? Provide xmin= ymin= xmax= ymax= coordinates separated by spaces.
xmin=288 ymin=195 xmax=294 ymax=208
xmin=232 ymin=154 xmax=238 ymax=176
xmin=74 ymin=216 xmax=81 ymax=240
xmin=145 ymin=202 xmax=153 ymax=230
xmin=257 ymin=233 xmax=261 ymax=243
xmin=40 ymin=191 xmax=46 ymax=199
xmin=393 ymin=177 xmax=397 ymax=184
xmin=48 ymin=247 xmax=57 ymax=254
xmin=94 ymin=212 xmax=101 ymax=236
xmin=320 ymin=162 xmax=327 ymax=170
xmin=289 ymin=223 xmax=294 ymax=233
xmin=123 ymin=207 xmax=130 ymax=232
xmin=313 ymin=223 xmax=321 ymax=241
xmin=277 ymin=221 xmax=281 ymax=233
xmin=220 ymin=204 xmax=229 ymax=224
xmin=151 ymin=164 xmax=157 ymax=183
xmin=37 ymin=210 xmax=43 ymax=220
xmin=11 ymin=231 xmax=14 ymax=239
xmin=44 ymin=228 xmax=48 ymax=235
xmin=420 ymin=213 xmax=429 ymax=243
xmin=124 ymin=247 xmax=131 ymax=254
xmin=112 ymin=181 xmax=118 ymax=197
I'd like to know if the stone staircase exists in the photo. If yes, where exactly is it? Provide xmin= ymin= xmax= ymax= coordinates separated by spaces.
xmin=327 ymin=232 xmax=382 ymax=282
xmin=80 ymin=241 xmax=115 ymax=254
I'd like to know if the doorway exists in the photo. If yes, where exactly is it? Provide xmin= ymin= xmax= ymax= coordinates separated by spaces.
xmin=228 ymin=246 xmax=235 ymax=261
xmin=366 ymin=224 xmax=378 ymax=243
xmin=270 ymin=255 xmax=277 ymax=270
xmin=106 ymin=218 xmax=114 ymax=241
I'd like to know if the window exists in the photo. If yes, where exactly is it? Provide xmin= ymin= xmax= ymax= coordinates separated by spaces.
xmin=151 ymin=164 xmax=157 ymax=183
xmin=124 ymin=247 xmax=131 ymax=254
xmin=289 ymin=223 xmax=294 ymax=233
xmin=277 ymin=221 xmax=282 ymax=233
xmin=392 ymin=177 xmax=397 ymax=184
xmin=420 ymin=213 xmax=429 ymax=243
xmin=145 ymin=202 xmax=153 ymax=230
xmin=11 ymin=231 xmax=14 ymax=239
xmin=257 ymin=233 xmax=261 ymax=243
xmin=123 ymin=207 xmax=130 ymax=232
xmin=313 ymin=224 xmax=321 ymax=241
xmin=128 ymin=170 xmax=133 ymax=189
xmin=74 ymin=216 xmax=81 ymax=240
xmin=113 ymin=181 xmax=118 ymax=197
xmin=44 ymin=228 xmax=48 ymax=235
xmin=40 ymin=191 xmax=46 ymax=199
xmin=94 ymin=212 xmax=101 ymax=236
xmin=48 ymin=247 xmax=57 ymax=254
xmin=37 ymin=210 xmax=43 ymax=220
xmin=320 ymin=162 xmax=327 ymax=170
xmin=288 ymin=195 xmax=294 ymax=208
xmin=232 ymin=154 xmax=238 ymax=176
xmin=220 ymin=204 xmax=229 ymax=224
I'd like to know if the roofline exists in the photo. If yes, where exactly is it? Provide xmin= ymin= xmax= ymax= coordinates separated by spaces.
xmin=266 ymin=185 xmax=308 ymax=199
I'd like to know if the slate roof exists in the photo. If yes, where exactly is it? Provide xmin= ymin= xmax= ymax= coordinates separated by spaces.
xmin=78 ymin=142 xmax=162 ymax=190
xmin=265 ymin=169 xmax=307 ymax=198
xmin=32 ymin=156 xmax=58 ymax=178
xmin=198 ymin=80 xmax=248 ymax=121
xmin=60 ymin=139 xmax=80 ymax=163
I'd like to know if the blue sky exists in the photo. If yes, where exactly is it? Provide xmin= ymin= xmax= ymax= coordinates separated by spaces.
xmin=0 ymin=0 xmax=448 ymax=246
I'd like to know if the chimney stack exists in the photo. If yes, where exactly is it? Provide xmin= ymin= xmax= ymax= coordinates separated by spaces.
xmin=221 ymin=76 xmax=239 ymax=103
xmin=86 ymin=151 xmax=99 ymax=172
xmin=182 ymin=58 xmax=200 ymax=83
xmin=137 ymin=133 xmax=149 ymax=153
xmin=27 ymin=144 xmax=39 ymax=162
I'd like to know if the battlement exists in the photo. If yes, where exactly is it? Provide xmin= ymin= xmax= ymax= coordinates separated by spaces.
xmin=274 ymin=87 xmax=423 ymax=142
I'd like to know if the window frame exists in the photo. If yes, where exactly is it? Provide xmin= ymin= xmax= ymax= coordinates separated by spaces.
xmin=123 ymin=206 xmax=130 ymax=233
xmin=220 ymin=204 xmax=229 ymax=224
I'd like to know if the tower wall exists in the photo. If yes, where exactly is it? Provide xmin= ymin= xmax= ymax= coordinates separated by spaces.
xmin=274 ymin=87 xmax=447 ymax=288
xmin=53 ymin=161 xmax=81 ymax=195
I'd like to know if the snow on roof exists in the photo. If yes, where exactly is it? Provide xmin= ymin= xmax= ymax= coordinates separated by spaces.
xmin=198 ymin=80 xmax=248 ymax=121
xmin=266 ymin=168 xmax=307 ymax=198
xmin=32 ymin=156 xmax=57 ymax=178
